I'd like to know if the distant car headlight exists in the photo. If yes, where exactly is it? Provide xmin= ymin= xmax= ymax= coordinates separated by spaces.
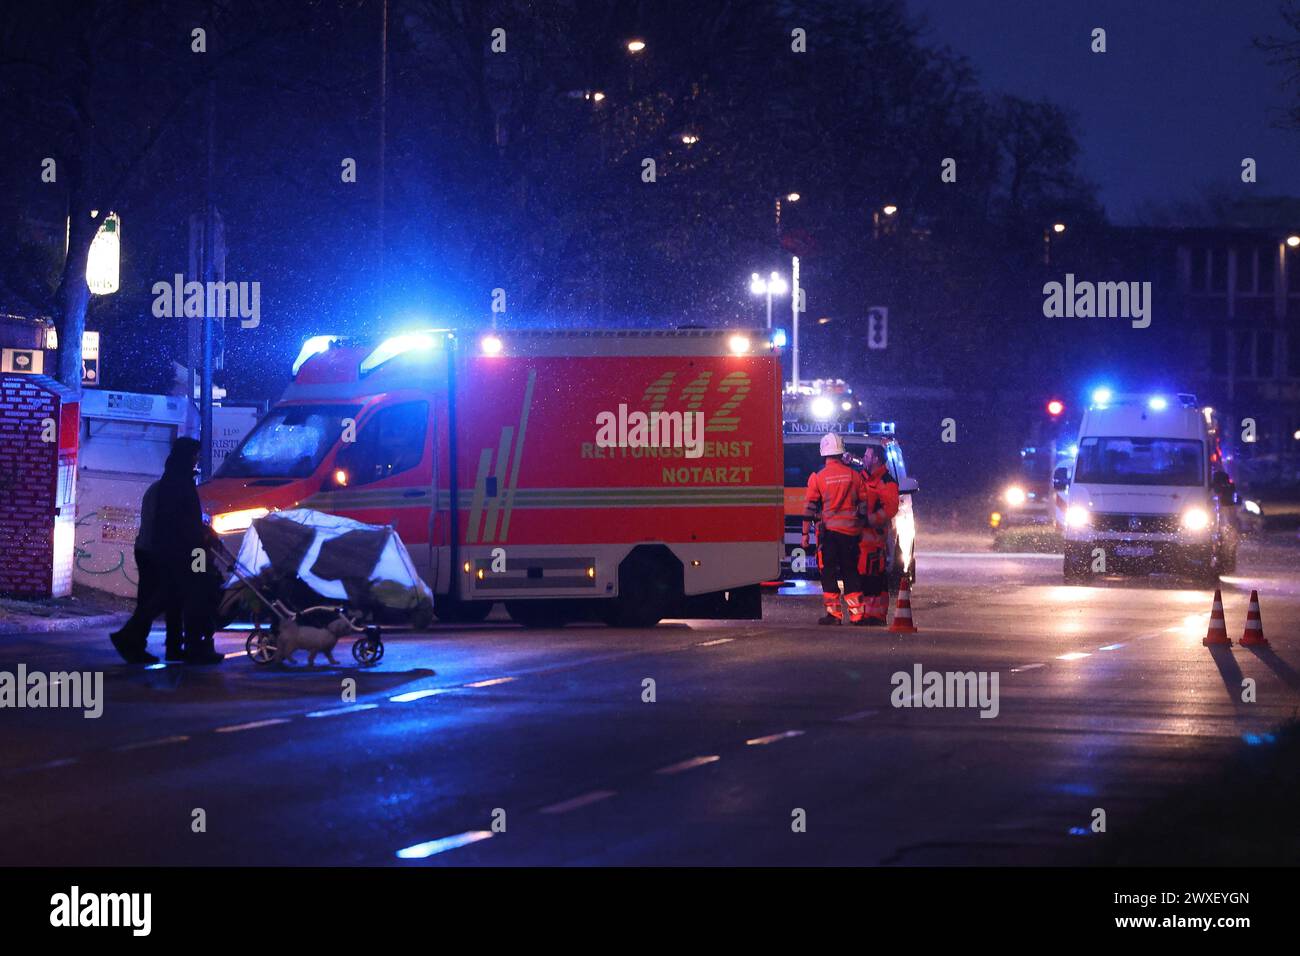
xmin=212 ymin=507 xmax=269 ymax=535
xmin=1004 ymin=485 xmax=1027 ymax=507
xmin=1181 ymin=506 xmax=1210 ymax=531
xmin=1064 ymin=505 xmax=1091 ymax=528
xmin=810 ymin=396 xmax=835 ymax=419
xmin=1243 ymin=499 xmax=1262 ymax=516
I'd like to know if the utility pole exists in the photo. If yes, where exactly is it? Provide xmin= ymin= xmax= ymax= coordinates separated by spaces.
xmin=199 ymin=19 xmax=217 ymax=480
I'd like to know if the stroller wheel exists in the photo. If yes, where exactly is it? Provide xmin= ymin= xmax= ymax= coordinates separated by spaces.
xmin=246 ymin=628 xmax=277 ymax=665
xmin=352 ymin=630 xmax=384 ymax=666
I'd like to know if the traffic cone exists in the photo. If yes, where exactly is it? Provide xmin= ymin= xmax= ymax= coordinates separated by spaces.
xmin=889 ymin=576 xmax=918 ymax=633
xmin=1202 ymin=588 xmax=1232 ymax=646
xmin=1240 ymin=590 xmax=1269 ymax=647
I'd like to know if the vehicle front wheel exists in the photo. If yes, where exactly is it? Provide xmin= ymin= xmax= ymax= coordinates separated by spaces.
xmin=1063 ymin=544 xmax=1090 ymax=583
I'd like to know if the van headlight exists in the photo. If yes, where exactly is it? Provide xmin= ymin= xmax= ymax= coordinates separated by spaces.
xmin=1064 ymin=505 xmax=1091 ymax=528
xmin=1004 ymin=485 xmax=1027 ymax=507
xmin=1181 ymin=507 xmax=1210 ymax=532
xmin=212 ymin=507 xmax=269 ymax=535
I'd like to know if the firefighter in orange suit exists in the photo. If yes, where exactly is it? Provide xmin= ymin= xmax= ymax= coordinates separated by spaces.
xmin=801 ymin=433 xmax=869 ymax=625
xmin=856 ymin=443 xmax=900 ymax=625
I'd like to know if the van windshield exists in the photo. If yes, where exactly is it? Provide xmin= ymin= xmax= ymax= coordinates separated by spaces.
xmin=216 ymin=404 xmax=361 ymax=478
xmin=783 ymin=439 xmax=885 ymax=487
xmin=1074 ymin=437 xmax=1203 ymax=487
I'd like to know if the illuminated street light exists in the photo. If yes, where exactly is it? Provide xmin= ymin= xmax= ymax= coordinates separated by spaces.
xmin=1287 ymin=235 xmax=1299 ymax=247
xmin=1044 ymin=222 xmax=1067 ymax=265
xmin=626 ymin=39 xmax=646 ymax=53
xmin=749 ymin=271 xmax=788 ymax=329
xmin=882 ymin=204 xmax=898 ymax=216
xmin=786 ymin=192 xmax=800 ymax=202
xmin=591 ymin=91 xmax=605 ymax=102
xmin=873 ymin=204 xmax=899 ymax=239
xmin=1053 ymin=223 xmax=1066 ymax=234
xmin=680 ymin=133 xmax=699 ymax=145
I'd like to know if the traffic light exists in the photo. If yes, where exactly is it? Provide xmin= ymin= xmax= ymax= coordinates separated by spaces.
xmin=1046 ymin=399 xmax=1065 ymax=417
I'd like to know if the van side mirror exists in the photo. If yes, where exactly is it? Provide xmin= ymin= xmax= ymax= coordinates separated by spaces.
xmin=1052 ymin=466 xmax=1069 ymax=491
xmin=898 ymin=476 xmax=919 ymax=494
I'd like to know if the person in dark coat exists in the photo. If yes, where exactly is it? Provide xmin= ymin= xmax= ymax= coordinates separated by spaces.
xmin=109 ymin=437 xmax=223 ymax=665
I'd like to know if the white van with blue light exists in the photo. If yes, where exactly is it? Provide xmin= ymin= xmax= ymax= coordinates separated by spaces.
xmin=1054 ymin=390 xmax=1239 ymax=583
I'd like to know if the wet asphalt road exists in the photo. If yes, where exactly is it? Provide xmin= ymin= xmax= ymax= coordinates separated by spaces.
xmin=1 ymin=534 xmax=1297 ymax=866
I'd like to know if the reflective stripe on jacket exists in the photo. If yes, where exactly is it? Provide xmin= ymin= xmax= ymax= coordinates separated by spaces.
xmin=804 ymin=459 xmax=866 ymax=536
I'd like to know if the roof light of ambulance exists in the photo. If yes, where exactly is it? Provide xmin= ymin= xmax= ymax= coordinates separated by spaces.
xmin=771 ymin=328 xmax=788 ymax=348
xmin=728 ymin=334 xmax=752 ymax=355
xmin=1091 ymin=387 xmax=1112 ymax=407
xmin=292 ymin=335 xmax=340 ymax=375
xmin=212 ymin=507 xmax=269 ymax=535
xmin=1147 ymin=396 xmax=1168 ymax=411
xmin=810 ymin=396 xmax=835 ymax=420
xmin=360 ymin=332 xmax=438 ymax=373
xmin=480 ymin=334 xmax=504 ymax=357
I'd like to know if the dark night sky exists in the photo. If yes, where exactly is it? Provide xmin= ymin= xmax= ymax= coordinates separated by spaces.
xmin=906 ymin=0 xmax=1300 ymax=221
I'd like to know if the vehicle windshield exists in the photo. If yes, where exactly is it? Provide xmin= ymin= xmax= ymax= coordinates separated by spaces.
xmin=1074 ymin=437 xmax=1203 ymax=487
xmin=784 ymin=439 xmax=884 ymax=487
xmin=215 ymin=403 xmax=361 ymax=478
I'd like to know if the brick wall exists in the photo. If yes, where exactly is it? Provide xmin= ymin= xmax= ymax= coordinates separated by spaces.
xmin=0 ymin=374 xmax=64 ymax=597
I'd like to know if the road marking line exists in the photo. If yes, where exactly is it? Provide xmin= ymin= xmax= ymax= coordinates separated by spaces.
xmin=540 ymin=790 xmax=618 ymax=814
xmin=396 ymin=830 xmax=494 ymax=859
xmin=215 ymin=718 xmax=291 ymax=733
xmin=114 ymin=735 xmax=190 ymax=752
xmin=746 ymin=730 xmax=805 ymax=746
xmin=1056 ymin=651 xmax=1091 ymax=661
xmin=464 ymin=677 xmax=515 ymax=688
xmin=834 ymin=708 xmax=879 ymax=722
xmin=697 ymin=638 xmax=734 ymax=647
xmin=1011 ymin=663 xmax=1045 ymax=672
xmin=655 ymin=755 xmax=720 ymax=776
xmin=305 ymin=703 xmax=379 ymax=718
xmin=1099 ymin=643 xmax=1125 ymax=651
xmin=390 ymin=688 xmax=453 ymax=703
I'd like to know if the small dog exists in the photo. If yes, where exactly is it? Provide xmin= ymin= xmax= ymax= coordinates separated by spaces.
xmin=273 ymin=611 xmax=362 ymax=666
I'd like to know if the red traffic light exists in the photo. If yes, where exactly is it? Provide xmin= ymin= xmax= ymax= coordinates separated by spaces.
xmin=1046 ymin=399 xmax=1065 ymax=416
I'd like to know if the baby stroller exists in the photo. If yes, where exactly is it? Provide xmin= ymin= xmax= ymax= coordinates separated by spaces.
xmin=213 ymin=540 xmax=385 ymax=667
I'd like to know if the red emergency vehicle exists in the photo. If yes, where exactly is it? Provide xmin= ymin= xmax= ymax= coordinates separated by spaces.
xmin=200 ymin=329 xmax=783 ymax=627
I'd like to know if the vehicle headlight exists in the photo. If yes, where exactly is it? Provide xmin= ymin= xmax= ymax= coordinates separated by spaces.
xmin=1004 ymin=485 xmax=1027 ymax=507
xmin=1181 ymin=506 xmax=1210 ymax=531
xmin=1064 ymin=505 xmax=1091 ymax=528
xmin=1244 ymin=499 xmax=1261 ymax=516
xmin=810 ymin=396 xmax=835 ymax=419
xmin=212 ymin=507 xmax=269 ymax=535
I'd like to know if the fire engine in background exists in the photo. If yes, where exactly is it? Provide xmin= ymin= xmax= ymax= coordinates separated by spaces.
xmin=782 ymin=417 xmax=918 ymax=589
xmin=200 ymin=328 xmax=783 ymax=628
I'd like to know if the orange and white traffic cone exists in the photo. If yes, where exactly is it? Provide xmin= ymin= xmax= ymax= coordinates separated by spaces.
xmin=1203 ymin=588 xmax=1232 ymax=646
xmin=1240 ymin=590 xmax=1270 ymax=647
xmin=889 ymin=576 xmax=918 ymax=633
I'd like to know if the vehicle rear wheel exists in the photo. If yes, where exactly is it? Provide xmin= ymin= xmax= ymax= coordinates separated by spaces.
xmin=434 ymin=596 xmax=494 ymax=624
xmin=505 ymin=600 xmax=570 ymax=629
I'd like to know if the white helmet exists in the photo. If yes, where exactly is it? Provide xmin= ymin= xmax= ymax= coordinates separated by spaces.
xmin=819 ymin=432 xmax=846 ymax=457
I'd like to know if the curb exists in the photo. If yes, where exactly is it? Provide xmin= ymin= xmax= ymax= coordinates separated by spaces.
xmin=0 ymin=612 xmax=128 ymax=636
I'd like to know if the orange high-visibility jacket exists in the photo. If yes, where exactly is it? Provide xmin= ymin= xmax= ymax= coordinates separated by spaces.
xmin=860 ymin=462 xmax=900 ymax=552
xmin=803 ymin=459 xmax=867 ymax=537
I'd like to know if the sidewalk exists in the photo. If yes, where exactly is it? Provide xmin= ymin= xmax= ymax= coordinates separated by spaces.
xmin=0 ymin=586 xmax=130 ymax=635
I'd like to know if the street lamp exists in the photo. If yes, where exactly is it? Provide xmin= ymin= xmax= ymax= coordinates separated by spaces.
xmin=750 ymin=271 xmax=788 ymax=329
xmin=872 ymin=203 xmax=899 ymax=239
xmin=626 ymin=38 xmax=646 ymax=53
xmin=1043 ymin=222 xmax=1066 ymax=265
xmin=775 ymin=191 xmax=800 ymax=240
xmin=1286 ymin=234 xmax=1299 ymax=248
xmin=680 ymin=133 xmax=699 ymax=145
